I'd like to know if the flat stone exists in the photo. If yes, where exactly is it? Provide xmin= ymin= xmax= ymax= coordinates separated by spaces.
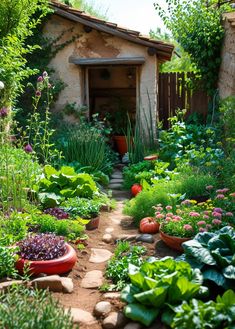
xmin=102 ymin=233 xmax=113 ymax=244
xmin=61 ymin=277 xmax=74 ymax=293
xmin=103 ymin=311 xmax=128 ymax=329
xmin=115 ymin=234 xmax=137 ymax=242
xmin=89 ymin=248 xmax=112 ymax=263
xmin=109 ymin=178 xmax=123 ymax=184
xmin=136 ymin=234 xmax=154 ymax=243
xmin=94 ymin=301 xmax=112 ymax=317
xmin=32 ymin=275 xmax=73 ymax=293
xmin=65 ymin=308 xmax=97 ymax=325
xmin=0 ymin=280 xmax=23 ymax=292
xmin=80 ymin=270 xmax=103 ymax=288
xmin=111 ymin=172 xmax=123 ymax=179
xmin=103 ymin=292 xmax=121 ymax=299
xmin=105 ymin=227 xmax=114 ymax=233
xmin=124 ymin=323 xmax=143 ymax=329
xmin=108 ymin=183 xmax=123 ymax=190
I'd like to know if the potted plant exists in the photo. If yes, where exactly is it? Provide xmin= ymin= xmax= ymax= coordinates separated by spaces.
xmin=155 ymin=200 xmax=232 ymax=251
xmin=15 ymin=233 xmax=77 ymax=275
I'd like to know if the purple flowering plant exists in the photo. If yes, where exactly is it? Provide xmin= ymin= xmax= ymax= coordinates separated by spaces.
xmin=155 ymin=191 xmax=234 ymax=238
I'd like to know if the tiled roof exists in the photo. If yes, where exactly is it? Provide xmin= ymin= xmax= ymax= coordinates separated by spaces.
xmin=50 ymin=0 xmax=174 ymax=61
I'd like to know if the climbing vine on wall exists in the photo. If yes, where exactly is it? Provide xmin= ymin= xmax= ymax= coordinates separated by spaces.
xmin=154 ymin=0 xmax=230 ymax=95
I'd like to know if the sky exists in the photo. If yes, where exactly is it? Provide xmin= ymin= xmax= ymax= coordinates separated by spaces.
xmin=89 ymin=0 xmax=166 ymax=35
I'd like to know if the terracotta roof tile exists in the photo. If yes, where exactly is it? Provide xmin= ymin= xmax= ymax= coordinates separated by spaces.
xmin=50 ymin=0 xmax=174 ymax=60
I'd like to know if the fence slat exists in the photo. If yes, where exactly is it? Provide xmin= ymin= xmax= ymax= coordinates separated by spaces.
xmin=159 ymin=72 xmax=209 ymax=128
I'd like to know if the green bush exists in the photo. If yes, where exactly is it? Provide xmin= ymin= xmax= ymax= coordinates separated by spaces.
xmin=0 ymin=285 xmax=77 ymax=329
xmin=0 ymin=246 xmax=18 ymax=279
xmin=0 ymin=212 xmax=29 ymax=246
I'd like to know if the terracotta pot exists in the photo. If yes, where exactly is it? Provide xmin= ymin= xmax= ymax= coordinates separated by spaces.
xmin=113 ymin=135 xmax=128 ymax=155
xmin=159 ymin=230 xmax=191 ymax=252
xmin=16 ymin=243 xmax=77 ymax=276
xmin=85 ymin=216 xmax=100 ymax=230
xmin=144 ymin=155 xmax=158 ymax=161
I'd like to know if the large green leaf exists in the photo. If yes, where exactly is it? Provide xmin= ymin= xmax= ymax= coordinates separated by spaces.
xmin=203 ymin=269 xmax=226 ymax=287
xmin=211 ymin=249 xmax=231 ymax=268
xmin=128 ymin=264 xmax=145 ymax=288
xmin=134 ymin=286 xmax=167 ymax=307
xmin=194 ymin=231 xmax=215 ymax=246
xmin=38 ymin=192 xmax=63 ymax=208
xmin=60 ymin=189 xmax=74 ymax=198
xmin=121 ymin=284 xmax=140 ymax=303
xmin=182 ymin=240 xmax=216 ymax=265
xmin=44 ymin=165 xmax=58 ymax=178
xmin=217 ymin=289 xmax=235 ymax=307
xmin=124 ymin=303 xmax=159 ymax=326
xmin=222 ymin=265 xmax=235 ymax=279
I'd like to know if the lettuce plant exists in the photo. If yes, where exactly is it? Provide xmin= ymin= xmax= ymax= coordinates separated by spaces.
xmin=181 ymin=226 xmax=235 ymax=289
xmin=121 ymin=257 xmax=207 ymax=326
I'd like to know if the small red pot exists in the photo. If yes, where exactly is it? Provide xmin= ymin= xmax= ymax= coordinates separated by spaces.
xmin=159 ymin=230 xmax=191 ymax=252
xmin=85 ymin=216 xmax=100 ymax=230
xmin=16 ymin=243 xmax=77 ymax=276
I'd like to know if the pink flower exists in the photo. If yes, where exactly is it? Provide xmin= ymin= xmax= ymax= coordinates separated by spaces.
xmin=203 ymin=215 xmax=209 ymax=220
xmin=206 ymin=185 xmax=213 ymax=190
xmin=155 ymin=211 xmax=161 ymax=215
xmin=0 ymin=107 xmax=8 ymax=118
xmin=156 ymin=214 xmax=164 ymax=219
xmin=156 ymin=206 xmax=163 ymax=211
xmin=172 ymin=215 xmax=181 ymax=221
xmin=189 ymin=212 xmax=200 ymax=217
xmin=37 ymin=76 xmax=43 ymax=82
xmin=216 ymin=189 xmax=224 ymax=194
xmin=216 ymin=194 xmax=225 ymax=199
xmin=35 ymin=90 xmax=41 ymax=97
xmin=212 ymin=219 xmax=222 ymax=225
xmin=213 ymin=207 xmax=223 ymax=213
xmin=199 ymin=227 xmax=207 ymax=232
xmin=183 ymin=224 xmax=193 ymax=231
xmin=165 ymin=217 xmax=171 ymax=222
xmin=24 ymin=144 xmax=33 ymax=153
xmin=166 ymin=205 xmax=172 ymax=211
xmin=197 ymin=221 xmax=206 ymax=226
xmin=206 ymin=224 xmax=212 ymax=229
xmin=226 ymin=212 xmax=233 ymax=217
xmin=222 ymin=188 xmax=229 ymax=193
xmin=212 ymin=211 xmax=222 ymax=218
xmin=166 ymin=213 xmax=173 ymax=217
xmin=204 ymin=211 xmax=210 ymax=215
xmin=42 ymin=71 xmax=48 ymax=78
xmin=181 ymin=199 xmax=191 ymax=205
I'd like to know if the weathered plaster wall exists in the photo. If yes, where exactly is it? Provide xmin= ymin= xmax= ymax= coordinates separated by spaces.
xmin=43 ymin=15 xmax=157 ymax=129
xmin=218 ymin=12 xmax=235 ymax=99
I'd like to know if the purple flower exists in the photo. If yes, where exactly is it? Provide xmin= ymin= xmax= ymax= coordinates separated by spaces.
xmin=212 ymin=211 xmax=222 ymax=218
xmin=24 ymin=144 xmax=33 ymax=153
xmin=181 ymin=199 xmax=191 ymax=205
xmin=37 ymin=76 xmax=43 ymax=82
xmin=216 ymin=194 xmax=225 ymax=199
xmin=42 ymin=71 xmax=48 ymax=78
xmin=35 ymin=90 xmax=41 ymax=97
xmin=222 ymin=188 xmax=229 ymax=193
xmin=213 ymin=207 xmax=223 ymax=213
xmin=0 ymin=107 xmax=8 ymax=118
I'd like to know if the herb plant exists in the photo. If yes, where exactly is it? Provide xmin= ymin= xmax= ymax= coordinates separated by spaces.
xmin=180 ymin=226 xmax=235 ymax=290
xmin=105 ymin=241 xmax=146 ymax=290
xmin=0 ymin=285 xmax=77 ymax=329
xmin=121 ymin=256 xmax=207 ymax=326
xmin=0 ymin=246 xmax=19 ymax=279
xmin=17 ymin=233 xmax=66 ymax=261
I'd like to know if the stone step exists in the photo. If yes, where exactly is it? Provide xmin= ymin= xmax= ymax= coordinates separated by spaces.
xmin=108 ymin=183 xmax=123 ymax=190
xmin=109 ymin=178 xmax=123 ymax=184
xmin=111 ymin=171 xmax=123 ymax=179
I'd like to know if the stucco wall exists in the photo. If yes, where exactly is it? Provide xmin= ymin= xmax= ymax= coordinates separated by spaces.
xmin=43 ymin=15 xmax=158 ymax=130
xmin=218 ymin=12 xmax=235 ymax=99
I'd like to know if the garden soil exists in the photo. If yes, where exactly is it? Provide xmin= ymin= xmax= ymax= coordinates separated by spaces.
xmin=53 ymin=201 xmax=179 ymax=329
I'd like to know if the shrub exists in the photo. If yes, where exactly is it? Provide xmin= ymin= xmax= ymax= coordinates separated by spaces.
xmin=0 ymin=212 xmax=29 ymax=246
xmin=61 ymin=197 xmax=100 ymax=219
xmin=0 ymin=285 xmax=76 ymax=329
xmin=17 ymin=233 xmax=66 ymax=261
xmin=0 ymin=246 xmax=18 ymax=279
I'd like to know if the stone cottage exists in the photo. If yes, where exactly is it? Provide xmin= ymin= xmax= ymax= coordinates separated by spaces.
xmin=45 ymin=1 xmax=174 ymax=132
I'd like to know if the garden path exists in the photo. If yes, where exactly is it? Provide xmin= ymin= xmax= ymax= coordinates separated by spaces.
xmin=54 ymin=168 xmax=178 ymax=329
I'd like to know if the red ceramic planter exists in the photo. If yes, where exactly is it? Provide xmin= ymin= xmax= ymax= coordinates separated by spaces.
xmin=16 ymin=243 xmax=77 ymax=276
xmin=85 ymin=216 xmax=100 ymax=230
xmin=159 ymin=230 xmax=191 ymax=252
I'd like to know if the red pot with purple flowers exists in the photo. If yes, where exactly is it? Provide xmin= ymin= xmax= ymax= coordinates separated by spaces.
xmin=15 ymin=234 xmax=77 ymax=276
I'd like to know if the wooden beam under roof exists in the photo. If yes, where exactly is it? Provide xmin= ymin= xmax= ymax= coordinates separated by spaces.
xmin=69 ymin=56 xmax=146 ymax=65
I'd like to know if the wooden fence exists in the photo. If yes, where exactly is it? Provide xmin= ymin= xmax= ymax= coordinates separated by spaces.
xmin=158 ymin=72 xmax=209 ymax=128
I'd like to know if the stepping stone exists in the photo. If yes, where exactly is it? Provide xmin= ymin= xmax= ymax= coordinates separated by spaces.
xmin=109 ymin=178 xmax=123 ymax=184
xmin=136 ymin=234 xmax=154 ymax=243
xmin=89 ymin=248 xmax=112 ymax=263
xmin=103 ymin=311 xmax=128 ymax=329
xmin=102 ymin=233 xmax=113 ymax=243
xmin=103 ymin=292 xmax=121 ymax=299
xmin=115 ymin=234 xmax=137 ymax=242
xmin=80 ymin=270 xmax=103 ymax=288
xmin=94 ymin=301 xmax=112 ymax=317
xmin=111 ymin=172 xmax=123 ymax=179
xmin=32 ymin=275 xmax=74 ymax=293
xmin=105 ymin=227 xmax=114 ymax=233
xmin=108 ymin=183 xmax=123 ymax=190
xmin=65 ymin=308 xmax=97 ymax=325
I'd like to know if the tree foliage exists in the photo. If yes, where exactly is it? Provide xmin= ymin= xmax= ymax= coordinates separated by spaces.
xmin=0 ymin=0 xmax=50 ymax=107
xmin=154 ymin=0 xmax=229 ymax=94
xmin=61 ymin=0 xmax=108 ymax=19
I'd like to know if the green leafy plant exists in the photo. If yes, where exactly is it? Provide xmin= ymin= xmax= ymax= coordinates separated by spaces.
xmin=121 ymin=256 xmax=207 ymax=326
xmin=0 ymin=285 xmax=77 ymax=329
xmin=180 ymin=226 xmax=235 ymax=290
xmin=36 ymin=165 xmax=98 ymax=208
xmin=123 ymin=160 xmax=156 ymax=189
xmin=0 ymin=246 xmax=19 ymax=279
xmin=167 ymin=289 xmax=235 ymax=329
xmin=61 ymin=197 xmax=100 ymax=219
xmin=105 ymin=241 xmax=146 ymax=290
